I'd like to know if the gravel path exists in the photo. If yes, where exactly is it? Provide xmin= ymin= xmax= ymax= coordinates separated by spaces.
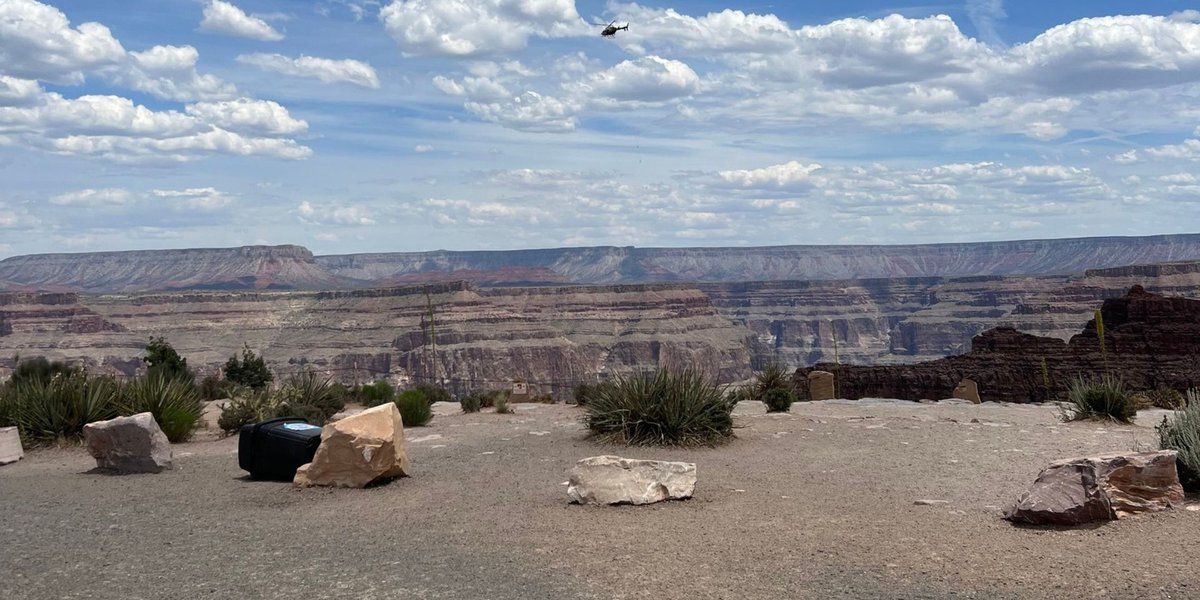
xmin=2 ymin=400 xmax=1197 ymax=599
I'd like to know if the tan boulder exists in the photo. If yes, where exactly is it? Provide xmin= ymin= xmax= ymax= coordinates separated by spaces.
xmin=83 ymin=413 xmax=173 ymax=473
xmin=1005 ymin=451 xmax=1184 ymax=526
xmin=0 ymin=426 xmax=23 ymax=466
xmin=294 ymin=403 xmax=409 ymax=488
xmin=952 ymin=378 xmax=981 ymax=403
xmin=567 ymin=456 xmax=696 ymax=506
xmin=808 ymin=371 xmax=836 ymax=401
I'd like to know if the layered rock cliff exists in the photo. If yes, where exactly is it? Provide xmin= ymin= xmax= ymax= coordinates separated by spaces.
xmin=794 ymin=286 xmax=1200 ymax=403
xmin=7 ymin=233 xmax=1200 ymax=293
xmin=0 ymin=283 xmax=754 ymax=396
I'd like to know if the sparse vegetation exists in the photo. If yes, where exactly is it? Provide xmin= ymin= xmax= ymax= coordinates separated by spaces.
xmin=1060 ymin=374 xmax=1136 ymax=423
xmin=9 ymin=356 xmax=77 ymax=385
xmin=494 ymin=393 xmax=513 ymax=414
xmin=582 ymin=369 xmax=734 ymax=446
xmin=460 ymin=391 xmax=486 ymax=413
xmin=144 ymin=337 xmax=193 ymax=384
xmin=223 ymin=345 xmax=273 ymax=390
xmin=198 ymin=374 xmax=233 ymax=401
xmin=215 ymin=371 xmax=345 ymax=434
xmin=1158 ymin=389 xmax=1200 ymax=492
xmin=395 ymin=389 xmax=433 ymax=427
xmin=0 ymin=372 xmax=120 ymax=445
xmin=412 ymin=384 xmax=451 ymax=405
xmin=216 ymin=389 xmax=282 ymax=434
xmin=356 ymin=380 xmax=395 ymax=407
xmin=119 ymin=374 xmax=205 ymax=443
xmin=573 ymin=382 xmax=602 ymax=406
xmin=763 ymin=387 xmax=796 ymax=413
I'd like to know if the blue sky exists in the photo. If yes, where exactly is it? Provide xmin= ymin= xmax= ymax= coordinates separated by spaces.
xmin=1 ymin=0 xmax=1199 ymax=258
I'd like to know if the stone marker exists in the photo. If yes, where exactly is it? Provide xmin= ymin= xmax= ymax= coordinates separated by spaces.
xmin=83 ymin=413 xmax=173 ymax=473
xmin=1005 ymin=451 xmax=1184 ymax=526
xmin=567 ymin=455 xmax=696 ymax=506
xmin=0 ymin=426 xmax=23 ymax=466
xmin=294 ymin=403 xmax=409 ymax=488
xmin=952 ymin=378 xmax=981 ymax=403
xmin=808 ymin=371 xmax=836 ymax=401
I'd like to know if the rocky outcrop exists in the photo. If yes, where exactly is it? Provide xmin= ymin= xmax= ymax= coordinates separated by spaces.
xmin=795 ymin=286 xmax=1200 ymax=403
xmin=295 ymin=403 xmax=409 ymax=488
xmin=1005 ymin=452 xmax=1184 ymax=526
xmin=0 ymin=427 xmax=23 ymax=465
xmin=567 ymin=456 xmax=697 ymax=506
xmin=83 ymin=413 xmax=173 ymax=474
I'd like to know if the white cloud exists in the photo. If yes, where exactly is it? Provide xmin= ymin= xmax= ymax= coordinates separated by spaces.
xmin=199 ymin=0 xmax=284 ymax=41
xmin=717 ymin=161 xmax=823 ymax=191
xmin=0 ymin=0 xmax=125 ymax=84
xmin=50 ymin=188 xmax=132 ymax=206
xmin=297 ymin=200 xmax=376 ymax=226
xmin=464 ymin=91 xmax=578 ymax=132
xmin=115 ymin=45 xmax=238 ymax=102
xmin=184 ymin=99 xmax=308 ymax=137
xmin=580 ymin=56 xmax=700 ymax=104
xmin=413 ymin=144 xmax=434 ymax=153
xmin=152 ymin=187 xmax=233 ymax=210
xmin=380 ymin=0 xmax=584 ymax=57
xmin=236 ymin=53 xmax=380 ymax=89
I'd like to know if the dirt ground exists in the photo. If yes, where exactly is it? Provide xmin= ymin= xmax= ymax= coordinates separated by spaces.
xmin=2 ymin=399 xmax=1197 ymax=600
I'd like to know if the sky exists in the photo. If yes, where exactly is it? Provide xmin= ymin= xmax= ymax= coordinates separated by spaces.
xmin=1 ymin=0 xmax=1200 ymax=258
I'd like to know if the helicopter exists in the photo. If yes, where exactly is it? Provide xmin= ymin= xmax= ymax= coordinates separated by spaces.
xmin=599 ymin=19 xmax=629 ymax=37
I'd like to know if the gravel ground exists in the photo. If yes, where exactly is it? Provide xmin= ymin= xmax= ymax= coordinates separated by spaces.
xmin=2 ymin=400 xmax=1197 ymax=600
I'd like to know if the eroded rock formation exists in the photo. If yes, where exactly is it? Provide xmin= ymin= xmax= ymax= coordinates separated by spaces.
xmin=795 ymin=286 xmax=1200 ymax=403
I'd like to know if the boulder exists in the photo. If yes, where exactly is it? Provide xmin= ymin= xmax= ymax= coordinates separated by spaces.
xmin=808 ymin=371 xmax=836 ymax=401
xmin=83 ymin=413 xmax=173 ymax=473
xmin=1005 ymin=451 xmax=1184 ymax=526
xmin=294 ymin=403 xmax=409 ymax=488
xmin=953 ymin=378 xmax=981 ymax=404
xmin=567 ymin=456 xmax=696 ymax=506
xmin=0 ymin=426 xmax=23 ymax=466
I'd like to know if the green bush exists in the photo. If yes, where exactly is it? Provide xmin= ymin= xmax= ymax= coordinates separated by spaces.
xmin=143 ymin=337 xmax=194 ymax=384
xmin=763 ymin=387 xmax=796 ymax=413
xmin=223 ymin=345 xmax=272 ymax=390
xmin=573 ymin=383 xmax=603 ymax=406
xmin=582 ymin=369 xmax=734 ymax=446
xmin=198 ymin=374 xmax=233 ymax=401
xmin=120 ymin=374 xmax=205 ymax=443
xmin=412 ymin=384 xmax=451 ymax=405
xmin=395 ymin=389 xmax=432 ymax=427
xmin=217 ymin=389 xmax=282 ymax=434
xmin=460 ymin=392 xmax=486 ymax=413
xmin=1061 ymin=374 xmax=1137 ymax=423
xmin=1158 ymin=389 xmax=1200 ymax=492
xmin=750 ymin=364 xmax=790 ymax=401
xmin=494 ymin=393 xmax=513 ymax=414
xmin=357 ymin=380 xmax=395 ymax=407
xmin=10 ymin=356 xmax=77 ymax=385
xmin=277 ymin=371 xmax=344 ymax=423
xmin=1 ymin=373 xmax=119 ymax=445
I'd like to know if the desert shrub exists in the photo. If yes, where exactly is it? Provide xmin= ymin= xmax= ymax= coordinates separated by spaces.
xmin=198 ymin=374 xmax=233 ymax=401
xmin=1 ymin=373 xmax=119 ymax=444
xmin=357 ymin=380 xmax=395 ymax=407
xmin=494 ymin=393 xmax=513 ymax=414
xmin=277 ymin=371 xmax=344 ymax=423
xmin=1061 ymin=374 xmax=1136 ymax=423
xmin=217 ymin=389 xmax=282 ymax=434
xmin=395 ymin=389 xmax=432 ymax=427
xmin=10 ymin=356 xmax=76 ymax=385
xmin=460 ymin=392 xmax=486 ymax=413
xmin=724 ymin=385 xmax=753 ymax=408
xmin=582 ymin=369 xmax=734 ymax=446
xmin=573 ymin=383 xmax=604 ymax=406
xmin=1158 ymin=389 xmax=1200 ymax=492
xmin=1148 ymin=388 xmax=1186 ymax=410
xmin=223 ymin=345 xmax=272 ymax=390
xmin=763 ymin=387 xmax=796 ymax=413
xmin=412 ymin=384 xmax=451 ymax=405
xmin=143 ymin=337 xmax=193 ymax=384
xmin=120 ymin=374 xmax=204 ymax=443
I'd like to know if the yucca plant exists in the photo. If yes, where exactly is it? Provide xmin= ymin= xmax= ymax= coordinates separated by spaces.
xmin=750 ymin=364 xmax=791 ymax=402
xmin=1060 ymin=373 xmax=1136 ymax=423
xmin=1158 ymin=389 xmax=1200 ymax=492
xmin=395 ymin=389 xmax=432 ymax=427
xmin=4 ymin=373 xmax=120 ymax=445
xmin=277 ymin=371 xmax=343 ymax=423
xmin=582 ymin=369 xmax=734 ymax=446
xmin=120 ymin=374 xmax=204 ymax=443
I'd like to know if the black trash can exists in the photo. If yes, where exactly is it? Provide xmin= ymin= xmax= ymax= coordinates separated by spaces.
xmin=238 ymin=417 xmax=324 ymax=481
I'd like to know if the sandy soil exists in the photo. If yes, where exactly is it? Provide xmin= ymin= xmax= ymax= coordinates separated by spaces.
xmin=2 ymin=400 xmax=1197 ymax=600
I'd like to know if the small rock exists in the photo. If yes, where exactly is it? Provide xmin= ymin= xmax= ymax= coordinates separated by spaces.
xmin=914 ymin=499 xmax=949 ymax=506
xmin=83 ymin=413 xmax=172 ymax=474
xmin=567 ymin=456 xmax=696 ymax=506
xmin=0 ymin=427 xmax=23 ymax=466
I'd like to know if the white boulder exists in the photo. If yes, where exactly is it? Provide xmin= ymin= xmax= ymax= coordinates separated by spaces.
xmin=567 ymin=455 xmax=696 ymax=506
xmin=83 ymin=413 xmax=173 ymax=473
xmin=0 ymin=426 xmax=23 ymax=465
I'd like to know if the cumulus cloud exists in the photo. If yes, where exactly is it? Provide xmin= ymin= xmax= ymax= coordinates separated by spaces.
xmin=152 ymin=187 xmax=233 ymax=210
xmin=380 ymin=0 xmax=584 ymax=57
xmin=464 ymin=91 xmax=578 ymax=132
xmin=579 ymin=56 xmax=700 ymax=104
xmin=717 ymin=161 xmax=823 ymax=191
xmin=115 ymin=45 xmax=238 ymax=102
xmin=184 ymin=99 xmax=308 ymax=137
xmin=236 ymin=53 xmax=380 ymax=88
xmin=50 ymin=188 xmax=133 ymax=206
xmin=0 ymin=0 xmax=125 ymax=84
xmin=297 ymin=200 xmax=376 ymax=226
xmin=199 ymin=0 xmax=284 ymax=41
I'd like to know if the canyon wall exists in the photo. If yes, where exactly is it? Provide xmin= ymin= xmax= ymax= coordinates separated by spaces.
xmin=7 ymin=234 xmax=1200 ymax=293
xmin=0 ymin=283 xmax=754 ymax=396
